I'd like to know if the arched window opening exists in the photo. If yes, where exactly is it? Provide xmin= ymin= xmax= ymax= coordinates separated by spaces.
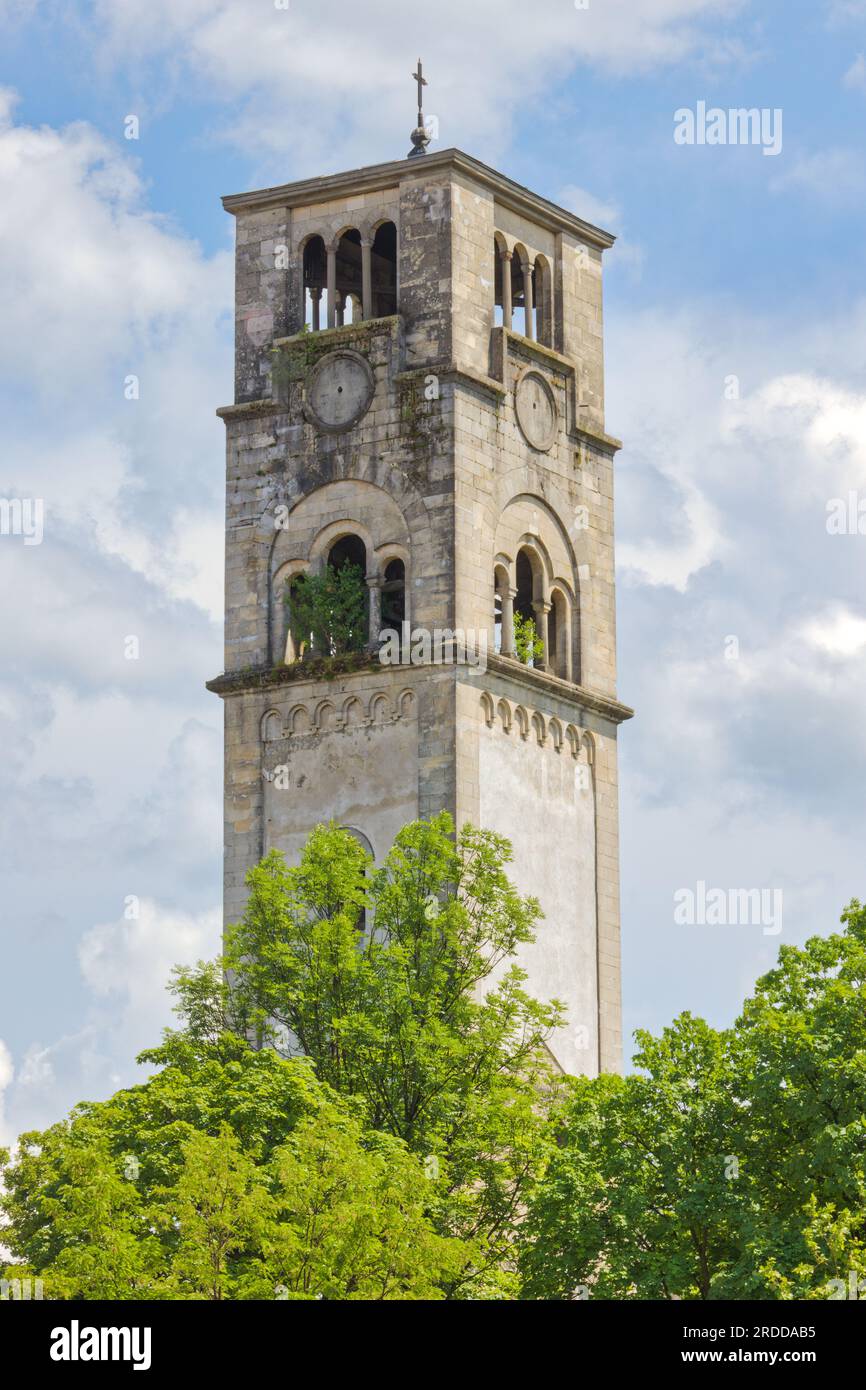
xmin=515 ymin=551 xmax=534 ymax=620
xmin=511 ymin=247 xmax=529 ymax=337
xmin=493 ymin=238 xmax=553 ymax=341
xmin=535 ymin=257 xmax=553 ymax=347
xmin=514 ymin=548 xmax=545 ymax=667
xmin=325 ymin=533 xmax=369 ymax=650
xmin=335 ymin=230 xmax=362 ymax=327
xmin=549 ymin=587 xmax=572 ymax=682
xmin=493 ymin=563 xmax=515 ymax=658
xmin=493 ymin=237 xmax=511 ymax=330
xmin=343 ymin=827 xmax=373 ymax=936
xmin=494 ymin=243 xmax=503 ymax=328
xmin=525 ymin=262 xmax=537 ymax=342
xmin=303 ymin=235 xmax=327 ymax=331
xmin=344 ymin=292 xmax=361 ymax=325
xmin=283 ymin=573 xmax=308 ymax=663
xmin=328 ymin=534 xmax=367 ymax=574
xmin=381 ymin=558 xmax=406 ymax=629
xmin=371 ymin=222 xmax=397 ymax=318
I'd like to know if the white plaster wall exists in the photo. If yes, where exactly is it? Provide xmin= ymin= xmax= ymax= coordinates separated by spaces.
xmin=478 ymin=724 xmax=598 ymax=1075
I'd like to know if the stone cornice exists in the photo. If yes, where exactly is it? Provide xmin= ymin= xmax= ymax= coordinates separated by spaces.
xmin=394 ymin=364 xmax=506 ymax=400
xmin=573 ymin=421 xmax=623 ymax=456
xmin=207 ymin=653 xmax=634 ymax=726
xmin=471 ymin=653 xmax=634 ymax=725
xmin=207 ymin=654 xmax=384 ymax=697
xmin=498 ymin=326 xmax=575 ymax=375
xmin=222 ymin=148 xmax=616 ymax=250
xmin=216 ymin=399 xmax=280 ymax=422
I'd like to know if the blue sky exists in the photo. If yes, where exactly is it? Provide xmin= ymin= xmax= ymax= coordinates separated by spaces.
xmin=1 ymin=0 xmax=866 ymax=1139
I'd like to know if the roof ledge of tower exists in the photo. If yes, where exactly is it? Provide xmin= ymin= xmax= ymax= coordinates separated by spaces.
xmin=221 ymin=148 xmax=616 ymax=250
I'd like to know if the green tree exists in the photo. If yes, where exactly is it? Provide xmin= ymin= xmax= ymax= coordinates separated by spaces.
xmin=162 ymin=1126 xmax=270 ymax=1301
xmin=520 ymin=901 xmax=866 ymax=1300
xmin=13 ymin=1138 xmax=165 ymax=1300
xmin=0 ymin=1013 xmax=466 ymax=1300
xmin=724 ymin=897 xmax=866 ymax=1298
xmin=287 ymin=562 xmax=368 ymax=656
xmin=224 ymin=812 xmax=563 ymax=1295
xmin=262 ymin=1108 xmax=467 ymax=1300
xmin=519 ymin=1015 xmax=744 ymax=1299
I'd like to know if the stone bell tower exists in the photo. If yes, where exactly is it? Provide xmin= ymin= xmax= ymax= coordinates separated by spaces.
xmin=209 ymin=110 xmax=633 ymax=1074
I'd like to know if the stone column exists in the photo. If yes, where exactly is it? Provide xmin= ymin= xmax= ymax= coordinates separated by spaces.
xmin=335 ymin=291 xmax=344 ymax=328
xmin=326 ymin=244 xmax=337 ymax=329
xmin=361 ymin=238 xmax=373 ymax=321
xmin=366 ymin=576 xmax=382 ymax=649
xmin=533 ymin=599 xmax=550 ymax=670
xmin=309 ymin=287 xmax=322 ymax=333
xmin=561 ymin=606 xmax=573 ymax=683
xmin=501 ymin=249 xmax=512 ymax=330
xmin=500 ymin=584 xmax=517 ymax=657
xmin=523 ymin=259 xmax=535 ymax=341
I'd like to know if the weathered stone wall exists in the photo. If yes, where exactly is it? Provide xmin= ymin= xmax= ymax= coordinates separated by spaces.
xmin=260 ymin=671 xmax=422 ymax=865
xmin=233 ymin=205 xmax=291 ymax=404
xmin=214 ymin=151 xmax=628 ymax=1072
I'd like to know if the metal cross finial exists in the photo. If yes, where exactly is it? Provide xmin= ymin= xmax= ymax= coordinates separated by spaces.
xmin=407 ymin=58 xmax=431 ymax=159
xmin=411 ymin=59 xmax=427 ymax=117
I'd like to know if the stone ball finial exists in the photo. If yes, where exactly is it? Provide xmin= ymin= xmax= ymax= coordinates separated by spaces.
xmin=408 ymin=123 xmax=431 ymax=159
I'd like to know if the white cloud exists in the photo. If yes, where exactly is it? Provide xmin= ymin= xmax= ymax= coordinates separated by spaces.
xmin=558 ymin=183 xmax=621 ymax=230
xmin=81 ymin=0 xmax=748 ymax=175
xmin=828 ymin=1 xmax=866 ymax=24
xmin=0 ymin=1040 xmax=13 ymax=1093
xmin=558 ymin=183 xmax=645 ymax=279
xmin=843 ymin=53 xmax=866 ymax=89
xmin=610 ymin=292 xmax=866 ymax=1049
xmin=0 ymin=902 xmax=221 ymax=1142
xmin=0 ymin=1039 xmax=14 ymax=1145
xmin=79 ymin=898 xmax=222 ymax=1048
xmin=0 ymin=98 xmax=229 ymax=1141
xmin=0 ymin=88 xmax=232 ymax=621
xmin=16 ymin=1046 xmax=55 ymax=1090
xmin=802 ymin=606 xmax=866 ymax=658
xmin=769 ymin=148 xmax=865 ymax=205
xmin=608 ymin=302 xmax=866 ymax=594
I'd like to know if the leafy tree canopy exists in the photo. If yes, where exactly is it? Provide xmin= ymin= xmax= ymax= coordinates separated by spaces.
xmin=519 ymin=901 xmax=866 ymax=1300
xmin=1 ymin=1021 xmax=466 ymax=1300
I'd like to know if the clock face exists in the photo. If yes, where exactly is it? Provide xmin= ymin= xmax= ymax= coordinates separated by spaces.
xmin=305 ymin=351 xmax=375 ymax=431
xmin=514 ymin=369 xmax=558 ymax=451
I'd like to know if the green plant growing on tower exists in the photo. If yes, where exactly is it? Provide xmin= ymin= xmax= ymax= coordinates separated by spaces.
xmin=513 ymin=611 xmax=544 ymax=666
xmin=286 ymin=562 xmax=368 ymax=657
